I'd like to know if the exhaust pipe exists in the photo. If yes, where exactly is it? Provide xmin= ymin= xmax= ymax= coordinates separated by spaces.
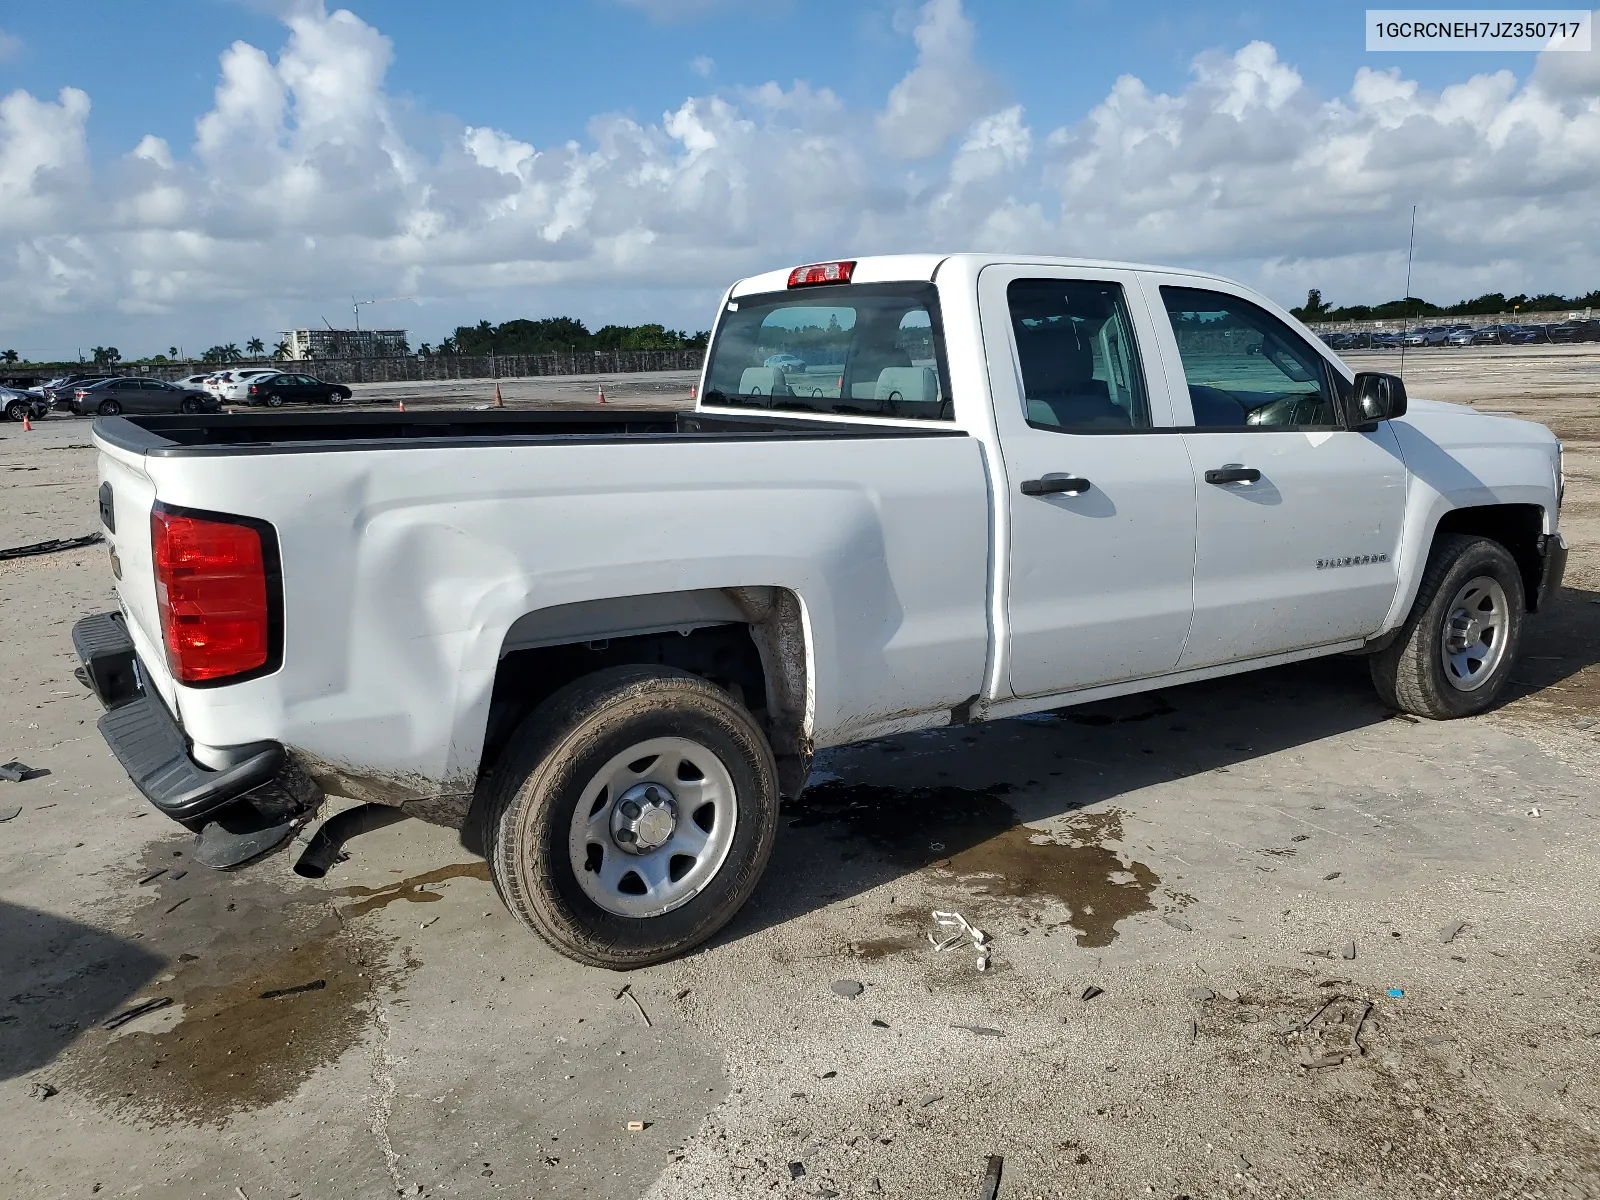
xmin=294 ymin=803 xmax=410 ymax=878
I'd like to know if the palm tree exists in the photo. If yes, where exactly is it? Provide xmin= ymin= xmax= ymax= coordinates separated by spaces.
xmin=246 ymin=337 xmax=265 ymax=358
xmin=273 ymin=340 xmax=291 ymax=360
xmin=167 ymin=346 xmax=179 ymax=359
xmin=0 ymin=349 xmax=18 ymax=365
xmin=223 ymin=343 xmax=243 ymax=362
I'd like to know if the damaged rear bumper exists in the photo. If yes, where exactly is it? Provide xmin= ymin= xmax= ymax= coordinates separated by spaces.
xmin=71 ymin=611 xmax=320 ymax=833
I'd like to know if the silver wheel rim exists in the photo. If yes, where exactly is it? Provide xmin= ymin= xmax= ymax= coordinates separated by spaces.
xmin=1440 ymin=575 xmax=1510 ymax=692
xmin=567 ymin=736 xmax=738 ymax=918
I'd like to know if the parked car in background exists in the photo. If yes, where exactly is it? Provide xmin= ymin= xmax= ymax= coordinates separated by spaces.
xmin=1549 ymin=319 xmax=1600 ymax=343
xmin=1370 ymin=332 xmax=1404 ymax=348
xmin=43 ymin=374 xmax=113 ymax=407
xmin=175 ymin=373 xmax=216 ymax=389
xmin=244 ymin=372 xmax=354 ymax=406
xmin=1445 ymin=328 xmax=1477 ymax=347
xmin=762 ymin=353 xmax=807 ymax=372
xmin=1508 ymin=324 xmax=1553 ymax=344
xmin=213 ymin=368 xmax=279 ymax=403
xmin=68 ymin=376 xmax=220 ymax=417
xmin=1 ymin=385 xmax=49 ymax=422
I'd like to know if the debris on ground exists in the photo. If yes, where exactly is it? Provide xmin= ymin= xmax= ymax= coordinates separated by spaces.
xmin=28 ymin=1080 xmax=58 ymax=1100
xmin=1287 ymin=995 xmax=1372 ymax=1068
xmin=104 ymin=996 xmax=173 ymax=1030
xmin=1082 ymin=985 xmax=1104 ymax=1001
xmin=137 ymin=869 xmax=166 ymax=885
xmin=1439 ymin=919 xmax=1467 ymax=944
xmin=259 ymin=979 xmax=326 ymax=1000
xmin=165 ymin=897 xmax=190 ymax=914
xmin=830 ymin=979 xmax=864 ymax=998
xmin=951 ymin=1023 xmax=1004 ymax=1037
xmin=0 ymin=804 xmax=20 ymax=822
xmin=975 ymin=1153 xmax=1004 ymax=1200
xmin=626 ymin=1120 xmax=646 ymax=1132
xmin=617 ymin=982 xmax=652 ymax=1026
xmin=1161 ymin=914 xmax=1192 ymax=931
xmin=871 ymin=1019 xmax=889 ymax=1028
xmin=1323 ymin=871 xmax=1341 ymax=880
xmin=1186 ymin=987 xmax=1215 ymax=1001
xmin=1387 ymin=987 xmax=1404 ymax=998
xmin=788 ymin=1161 xmax=806 ymax=1179
xmin=1341 ymin=940 xmax=1357 ymax=960
xmin=919 ymin=1094 xmax=944 ymax=1107
xmin=0 ymin=761 xmax=48 ymax=783
xmin=0 ymin=532 xmax=103 ymax=561
xmin=931 ymin=910 xmax=993 ymax=972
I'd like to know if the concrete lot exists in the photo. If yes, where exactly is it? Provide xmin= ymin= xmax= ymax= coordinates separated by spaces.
xmin=2 ymin=346 xmax=1598 ymax=1199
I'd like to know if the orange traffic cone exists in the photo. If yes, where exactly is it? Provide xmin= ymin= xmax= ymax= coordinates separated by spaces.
xmin=597 ymin=385 xmax=606 ymax=405
xmin=21 ymin=412 xmax=32 ymax=432
xmin=690 ymin=384 xmax=697 ymax=402
xmin=494 ymin=381 xmax=504 ymax=408
xmin=398 ymin=400 xmax=406 ymax=412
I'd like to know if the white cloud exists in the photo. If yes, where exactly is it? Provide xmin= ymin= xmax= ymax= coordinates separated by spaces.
xmin=1 ymin=1 xmax=1598 ymax=356
xmin=690 ymin=55 xmax=715 ymax=78
xmin=0 ymin=29 xmax=21 ymax=63
xmin=877 ymin=0 xmax=1001 ymax=159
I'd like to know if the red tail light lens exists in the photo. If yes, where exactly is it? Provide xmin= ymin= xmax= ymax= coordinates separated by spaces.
xmin=249 ymin=385 xmax=258 ymax=395
xmin=150 ymin=507 xmax=277 ymax=684
xmin=788 ymin=260 xmax=855 ymax=287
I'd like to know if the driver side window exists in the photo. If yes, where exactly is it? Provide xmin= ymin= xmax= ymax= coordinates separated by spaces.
xmin=1160 ymin=287 xmax=1340 ymax=429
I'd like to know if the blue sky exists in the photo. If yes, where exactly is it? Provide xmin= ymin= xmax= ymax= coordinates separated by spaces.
xmin=0 ymin=0 xmax=1596 ymax=357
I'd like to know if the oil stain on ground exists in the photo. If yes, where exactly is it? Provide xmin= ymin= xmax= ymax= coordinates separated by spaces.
xmin=337 ymin=860 xmax=490 ymax=917
xmin=788 ymin=781 xmax=1159 ymax=947
xmin=51 ymin=849 xmax=494 ymax=1126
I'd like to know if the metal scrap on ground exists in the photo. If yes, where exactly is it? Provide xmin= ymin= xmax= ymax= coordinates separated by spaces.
xmin=0 ymin=532 xmax=104 ymax=560
xmin=104 ymin=997 xmax=173 ymax=1030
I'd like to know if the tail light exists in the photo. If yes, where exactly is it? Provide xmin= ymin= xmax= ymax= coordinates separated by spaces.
xmin=788 ymin=260 xmax=855 ymax=287
xmin=249 ymin=385 xmax=258 ymax=395
xmin=150 ymin=505 xmax=280 ymax=685
xmin=75 ymin=389 xmax=88 ymax=399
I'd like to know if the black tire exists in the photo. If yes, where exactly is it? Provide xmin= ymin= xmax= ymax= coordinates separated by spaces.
xmin=5 ymin=401 xmax=27 ymax=422
xmin=328 ymin=390 xmax=344 ymax=404
xmin=97 ymin=399 xmax=122 ymax=417
xmin=264 ymin=393 xmax=284 ymax=408
xmin=485 ymin=665 xmax=779 ymax=969
xmin=1369 ymin=534 xmax=1526 ymax=719
xmin=180 ymin=398 xmax=201 ymax=414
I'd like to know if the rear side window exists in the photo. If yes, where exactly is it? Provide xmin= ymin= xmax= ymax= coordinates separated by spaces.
xmin=702 ymin=283 xmax=951 ymax=420
xmin=1008 ymin=279 xmax=1150 ymax=430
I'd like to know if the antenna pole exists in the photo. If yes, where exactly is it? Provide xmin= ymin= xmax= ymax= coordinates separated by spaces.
xmin=1399 ymin=204 xmax=1417 ymax=377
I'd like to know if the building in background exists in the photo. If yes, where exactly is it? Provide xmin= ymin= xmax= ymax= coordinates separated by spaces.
xmin=281 ymin=328 xmax=408 ymax=360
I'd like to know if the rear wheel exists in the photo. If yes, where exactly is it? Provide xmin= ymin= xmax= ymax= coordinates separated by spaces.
xmin=485 ymin=666 xmax=779 ymax=968
xmin=96 ymin=399 xmax=122 ymax=417
xmin=1369 ymin=534 xmax=1526 ymax=719
xmin=264 ymin=393 xmax=284 ymax=408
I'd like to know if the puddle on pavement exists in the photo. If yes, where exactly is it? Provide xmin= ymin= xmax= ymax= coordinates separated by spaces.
xmin=58 ymin=910 xmax=407 ymax=1127
xmin=51 ymin=850 xmax=497 ymax=1126
xmin=336 ymin=860 xmax=490 ymax=917
xmin=788 ymin=781 xmax=1160 ymax=948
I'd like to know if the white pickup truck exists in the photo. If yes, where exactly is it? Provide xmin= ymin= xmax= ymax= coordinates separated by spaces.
xmin=75 ymin=253 xmax=1566 ymax=967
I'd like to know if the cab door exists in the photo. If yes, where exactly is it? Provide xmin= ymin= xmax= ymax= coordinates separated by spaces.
xmin=1139 ymin=276 xmax=1409 ymax=668
xmin=979 ymin=264 xmax=1199 ymax=698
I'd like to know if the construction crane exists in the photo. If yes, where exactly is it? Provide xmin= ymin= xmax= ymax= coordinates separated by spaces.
xmin=352 ymin=295 xmax=415 ymax=331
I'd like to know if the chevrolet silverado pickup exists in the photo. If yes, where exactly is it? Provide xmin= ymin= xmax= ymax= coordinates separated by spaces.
xmin=74 ymin=253 xmax=1566 ymax=967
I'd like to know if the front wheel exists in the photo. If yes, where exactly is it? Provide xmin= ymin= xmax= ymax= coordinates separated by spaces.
xmin=328 ymin=390 xmax=345 ymax=404
xmin=484 ymin=666 xmax=779 ymax=968
xmin=5 ymin=401 xmax=27 ymax=422
xmin=180 ymin=398 xmax=201 ymax=414
xmin=1369 ymin=534 xmax=1526 ymax=719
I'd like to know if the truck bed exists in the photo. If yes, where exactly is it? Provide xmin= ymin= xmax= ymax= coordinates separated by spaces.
xmin=93 ymin=408 xmax=966 ymax=456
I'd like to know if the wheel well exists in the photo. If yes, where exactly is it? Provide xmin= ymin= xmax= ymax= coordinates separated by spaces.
xmin=1433 ymin=503 xmax=1544 ymax=609
xmin=474 ymin=587 xmax=812 ymax=820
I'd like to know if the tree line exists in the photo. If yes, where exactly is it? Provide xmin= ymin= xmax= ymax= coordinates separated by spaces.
xmin=419 ymin=318 xmax=708 ymax=358
xmin=1290 ymin=287 xmax=1600 ymax=324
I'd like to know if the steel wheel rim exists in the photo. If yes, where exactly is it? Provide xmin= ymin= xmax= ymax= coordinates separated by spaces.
xmin=567 ymin=735 xmax=738 ymax=918
xmin=1440 ymin=575 xmax=1510 ymax=692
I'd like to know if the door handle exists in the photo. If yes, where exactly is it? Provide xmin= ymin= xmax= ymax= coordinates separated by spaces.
xmin=1020 ymin=474 xmax=1092 ymax=497
xmin=1204 ymin=465 xmax=1261 ymax=485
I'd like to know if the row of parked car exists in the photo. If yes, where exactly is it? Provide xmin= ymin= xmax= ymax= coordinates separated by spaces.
xmin=1320 ymin=318 xmax=1600 ymax=351
xmin=0 ymin=367 xmax=354 ymax=420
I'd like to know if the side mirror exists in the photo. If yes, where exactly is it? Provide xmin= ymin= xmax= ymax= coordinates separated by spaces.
xmin=1352 ymin=371 xmax=1407 ymax=424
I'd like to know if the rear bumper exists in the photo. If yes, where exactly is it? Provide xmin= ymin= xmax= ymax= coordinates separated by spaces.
xmin=72 ymin=612 xmax=319 ymax=831
xmin=1536 ymin=533 xmax=1568 ymax=611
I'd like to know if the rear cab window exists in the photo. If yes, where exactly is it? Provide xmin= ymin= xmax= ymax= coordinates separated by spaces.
xmin=702 ymin=283 xmax=953 ymax=421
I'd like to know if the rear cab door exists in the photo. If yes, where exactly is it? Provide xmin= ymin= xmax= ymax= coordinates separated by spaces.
xmin=977 ymin=263 xmax=1198 ymax=698
xmin=1137 ymin=273 xmax=1408 ymax=667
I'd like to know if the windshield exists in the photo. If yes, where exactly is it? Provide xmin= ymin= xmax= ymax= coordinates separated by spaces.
xmin=702 ymin=282 xmax=951 ymax=420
